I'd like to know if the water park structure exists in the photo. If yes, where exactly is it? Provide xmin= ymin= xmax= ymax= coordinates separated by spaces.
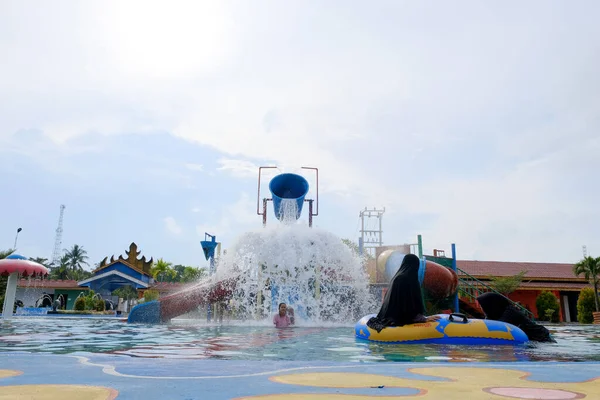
xmin=257 ymin=166 xmax=318 ymax=227
xmin=3 ymin=166 xmax=600 ymax=400
xmin=7 ymin=165 xmax=595 ymax=325
xmin=127 ymin=167 xmax=321 ymax=324
xmin=124 ymin=167 xmax=470 ymax=328
xmin=0 ymin=254 xmax=48 ymax=319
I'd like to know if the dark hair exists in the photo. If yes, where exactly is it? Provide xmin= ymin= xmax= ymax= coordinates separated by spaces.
xmin=278 ymin=302 xmax=286 ymax=309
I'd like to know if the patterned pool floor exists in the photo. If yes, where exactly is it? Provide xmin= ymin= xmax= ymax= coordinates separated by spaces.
xmin=1 ymin=353 xmax=599 ymax=399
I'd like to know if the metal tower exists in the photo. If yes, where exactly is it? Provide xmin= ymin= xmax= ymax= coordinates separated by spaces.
xmin=51 ymin=205 xmax=66 ymax=267
xmin=359 ymin=207 xmax=385 ymax=258
xmin=583 ymin=245 xmax=588 ymax=258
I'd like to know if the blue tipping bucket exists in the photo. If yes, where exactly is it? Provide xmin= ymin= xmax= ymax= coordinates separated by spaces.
xmin=268 ymin=173 xmax=309 ymax=221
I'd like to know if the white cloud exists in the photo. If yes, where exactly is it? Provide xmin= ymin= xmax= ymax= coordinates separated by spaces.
xmin=163 ymin=217 xmax=183 ymax=235
xmin=195 ymin=192 xmax=258 ymax=245
xmin=1 ymin=2 xmax=599 ymax=262
xmin=191 ymin=207 xmax=201 ymax=213
xmin=216 ymin=159 xmax=261 ymax=178
xmin=185 ymin=163 xmax=204 ymax=172
xmin=90 ymin=1 xmax=234 ymax=81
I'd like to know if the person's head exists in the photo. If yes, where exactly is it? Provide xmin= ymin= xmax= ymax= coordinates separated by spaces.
xmin=397 ymin=253 xmax=421 ymax=277
xmin=476 ymin=292 xmax=510 ymax=320
xmin=278 ymin=302 xmax=287 ymax=316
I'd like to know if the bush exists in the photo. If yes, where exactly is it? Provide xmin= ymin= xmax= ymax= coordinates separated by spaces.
xmin=74 ymin=297 xmax=86 ymax=311
xmin=144 ymin=289 xmax=159 ymax=302
xmin=577 ymin=287 xmax=597 ymax=324
xmin=94 ymin=299 xmax=106 ymax=312
xmin=535 ymin=291 xmax=560 ymax=322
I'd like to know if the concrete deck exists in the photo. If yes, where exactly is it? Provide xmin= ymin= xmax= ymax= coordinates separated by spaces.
xmin=1 ymin=353 xmax=599 ymax=399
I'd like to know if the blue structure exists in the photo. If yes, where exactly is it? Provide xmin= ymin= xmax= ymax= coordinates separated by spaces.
xmin=269 ymin=173 xmax=309 ymax=221
xmin=78 ymin=243 xmax=154 ymax=295
xmin=270 ymin=284 xmax=306 ymax=319
xmin=451 ymin=243 xmax=459 ymax=313
xmin=257 ymin=167 xmax=319 ymax=227
xmin=200 ymin=233 xmax=219 ymax=275
xmin=419 ymin=256 xmax=426 ymax=287
xmin=201 ymin=233 xmax=219 ymax=322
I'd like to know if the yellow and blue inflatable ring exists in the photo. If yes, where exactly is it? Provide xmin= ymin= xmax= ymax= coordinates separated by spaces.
xmin=355 ymin=313 xmax=529 ymax=345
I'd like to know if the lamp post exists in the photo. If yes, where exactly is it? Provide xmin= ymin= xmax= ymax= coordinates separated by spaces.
xmin=13 ymin=228 xmax=22 ymax=250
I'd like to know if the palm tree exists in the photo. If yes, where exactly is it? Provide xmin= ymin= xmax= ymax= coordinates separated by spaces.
xmin=64 ymin=245 xmax=89 ymax=275
xmin=171 ymin=264 xmax=186 ymax=282
xmin=573 ymin=256 xmax=600 ymax=312
xmin=0 ymin=249 xmax=15 ymax=260
xmin=151 ymin=258 xmax=175 ymax=282
xmin=49 ymin=254 xmax=72 ymax=280
xmin=181 ymin=266 xmax=207 ymax=283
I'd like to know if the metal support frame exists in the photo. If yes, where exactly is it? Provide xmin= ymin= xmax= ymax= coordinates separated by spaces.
xmin=359 ymin=207 xmax=385 ymax=258
xmin=433 ymin=249 xmax=446 ymax=257
xmin=451 ymin=243 xmax=459 ymax=313
xmin=256 ymin=166 xmax=319 ymax=227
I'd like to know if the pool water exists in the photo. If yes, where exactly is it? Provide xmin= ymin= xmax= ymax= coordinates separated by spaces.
xmin=1 ymin=317 xmax=599 ymax=363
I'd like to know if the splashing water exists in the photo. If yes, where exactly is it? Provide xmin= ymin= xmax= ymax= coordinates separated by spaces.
xmin=278 ymin=198 xmax=299 ymax=224
xmin=212 ymin=204 xmax=377 ymax=325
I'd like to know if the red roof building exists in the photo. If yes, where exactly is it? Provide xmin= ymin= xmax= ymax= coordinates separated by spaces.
xmin=453 ymin=259 xmax=589 ymax=322
xmin=18 ymin=279 xmax=84 ymax=289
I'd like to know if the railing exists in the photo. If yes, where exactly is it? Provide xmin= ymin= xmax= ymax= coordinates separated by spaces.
xmin=457 ymin=267 xmax=536 ymax=321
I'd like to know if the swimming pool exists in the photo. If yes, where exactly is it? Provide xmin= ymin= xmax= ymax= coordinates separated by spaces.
xmin=1 ymin=317 xmax=599 ymax=363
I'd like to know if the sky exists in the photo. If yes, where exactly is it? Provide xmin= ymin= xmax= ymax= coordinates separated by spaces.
xmin=1 ymin=1 xmax=598 ymax=270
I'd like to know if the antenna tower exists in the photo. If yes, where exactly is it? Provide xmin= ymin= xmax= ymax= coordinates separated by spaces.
xmin=51 ymin=205 xmax=66 ymax=267
xmin=359 ymin=207 xmax=385 ymax=258
xmin=583 ymin=245 xmax=587 ymax=258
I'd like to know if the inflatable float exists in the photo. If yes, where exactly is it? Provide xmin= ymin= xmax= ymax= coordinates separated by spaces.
xmin=355 ymin=313 xmax=529 ymax=345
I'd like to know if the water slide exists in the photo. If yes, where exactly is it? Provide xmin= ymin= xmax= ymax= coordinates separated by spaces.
xmin=377 ymin=250 xmax=459 ymax=300
xmin=127 ymin=173 xmax=310 ymax=324
xmin=127 ymin=277 xmax=237 ymax=324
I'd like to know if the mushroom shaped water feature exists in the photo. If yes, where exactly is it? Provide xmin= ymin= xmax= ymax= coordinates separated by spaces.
xmin=1 ymin=254 xmax=48 ymax=319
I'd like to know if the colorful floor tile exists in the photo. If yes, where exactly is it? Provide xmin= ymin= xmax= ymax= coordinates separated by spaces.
xmin=1 ymin=353 xmax=599 ymax=399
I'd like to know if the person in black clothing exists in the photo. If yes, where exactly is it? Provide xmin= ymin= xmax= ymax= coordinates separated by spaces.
xmin=477 ymin=292 xmax=555 ymax=343
xmin=367 ymin=254 xmax=439 ymax=333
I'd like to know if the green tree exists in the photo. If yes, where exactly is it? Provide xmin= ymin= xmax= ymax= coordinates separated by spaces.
xmin=74 ymin=296 xmax=86 ymax=311
xmin=112 ymin=285 xmax=138 ymax=301
xmin=94 ymin=298 xmax=106 ymax=311
xmin=49 ymin=254 xmax=72 ymax=280
xmin=535 ymin=291 xmax=560 ymax=322
xmin=0 ymin=249 xmax=15 ymax=259
xmin=64 ymin=244 xmax=89 ymax=275
xmin=170 ymin=264 xmax=187 ymax=282
xmin=70 ymin=267 xmax=93 ymax=281
xmin=143 ymin=289 xmax=159 ymax=302
xmin=573 ymin=256 xmax=600 ymax=312
xmin=489 ymin=270 xmax=528 ymax=295
xmin=577 ymin=287 xmax=597 ymax=324
xmin=181 ymin=266 xmax=207 ymax=282
xmin=151 ymin=258 xmax=175 ymax=282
